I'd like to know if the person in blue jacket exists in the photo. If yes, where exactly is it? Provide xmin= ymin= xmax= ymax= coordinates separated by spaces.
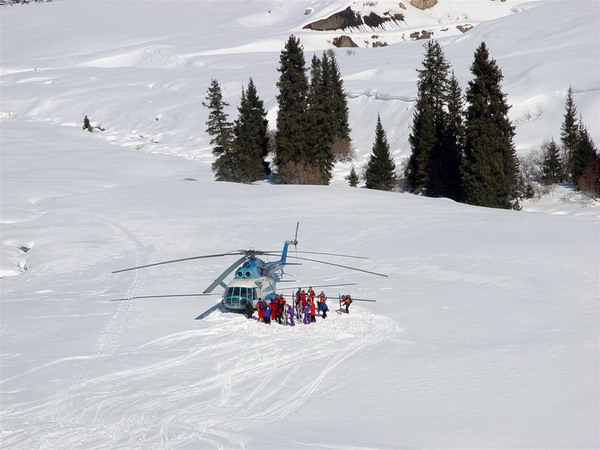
xmin=264 ymin=306 xmax=272 ymax=324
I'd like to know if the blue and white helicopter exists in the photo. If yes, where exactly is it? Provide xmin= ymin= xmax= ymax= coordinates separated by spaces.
xmin=112 ymin=224 xmax=386 ymax=319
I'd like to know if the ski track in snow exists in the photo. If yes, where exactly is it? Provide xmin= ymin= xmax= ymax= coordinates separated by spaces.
xmin=1 ymin=304 xmax=399 ymax=448
xmin=93 ymin=215 xmax=152 ymax=357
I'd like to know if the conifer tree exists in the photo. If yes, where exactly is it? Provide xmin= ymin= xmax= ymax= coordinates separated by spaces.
xmin=325 ymin=50 xmax=352 ymax=158
xmin=346 ymin=166 xmax=359 ymax=187
xmin=572 ymin=120 xmax=598 ymax=186
xmin=463 ymin=42 xmax=519 ymax=209
xmin=203 ymin=79 xmax=234 ymax=181
xmin=232 ymin=78 xmax=270 ymax=182
xmin=405 ymin=40 xmax=451 ymax=196
xmin=274 ymin=35 xmax=311 ymax=183
xmin=306 ymin=54 xmax=334 ymax=184
xmin=440 ymin=72 xmax=465 ymax=200
xmin=406 ymin=97 xmax=436 ymax=190
xmin=560 ymin=86 xmax=579 ymax=178
xmin=541 ymin=139 xmax=563 ymax=184
xmin=365 ymin=115 xmax=397 ymax=191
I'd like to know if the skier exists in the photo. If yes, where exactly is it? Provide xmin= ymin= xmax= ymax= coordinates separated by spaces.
xmin=264 ymin=306 xmax=272 ymax=324
xmin=257 ymin=298 xmax=266 ymax=322
xmin=307 ymin=287 xmax=315 ymax=302
xmin=309 ymin=300 xmax=316 ymax=323
xmin=321 ymin=301 xmax=328 ymax=319
xmin=244 ymin=300 xmax=254 ymax=319
xmin=319 ymin=292 xmax=329 ymax=319
xmin=341 ymin=295 xmax=352 ymax=314
xmin=318 ymin=291 xmax=327 ymax=317
xmin=300 ymin=290 xmax=307 ymax=309
xmin=276 ymin=295 xmax=285 ymax=324
xmin=288 ymin=304 xmax=295 ymax=327
xmin=270 ymin=298 xmax=279 ymax=323
xmin=302 ymin=303 xmax=310 ymax=324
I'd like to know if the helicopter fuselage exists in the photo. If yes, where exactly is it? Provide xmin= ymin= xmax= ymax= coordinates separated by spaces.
xmin=221 ymin=258 xmax=278 ymax=311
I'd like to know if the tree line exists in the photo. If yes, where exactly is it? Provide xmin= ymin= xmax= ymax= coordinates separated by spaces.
xmin=537 ymin=87 xmax=599 ymax=195
xmin=204 ymin=36 xmax=351 ymax=185
xmin=204 ymin=36 xmax=599 ymax=207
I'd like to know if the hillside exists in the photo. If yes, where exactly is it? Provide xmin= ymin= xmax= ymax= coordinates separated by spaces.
xmin=1 ymin=0 xmax=598 ymax=179
xmin=1 ymin=1 xmax=599 ymax=448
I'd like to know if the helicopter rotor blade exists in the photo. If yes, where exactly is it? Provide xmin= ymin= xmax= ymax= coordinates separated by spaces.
xmin=279 ymin=283 xmax=358 ymax=291
xmin=111 ymin=293 xmax=218 ymax=301
xmin=291 ymin=256 xmax=388 ymax=278
xmin=293 ymin=221 xmax=299 ymax=246
xmin=203 ymin=255 xmax=248 ymax=294
xmin=263 ymin=251 xmax=369 ymax=259
xmin=112 ymin=251 xmax=243 ymax=274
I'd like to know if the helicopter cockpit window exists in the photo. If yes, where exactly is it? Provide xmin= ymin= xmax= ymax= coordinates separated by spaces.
xmin=225 ymin=287 xmax=256 ymax=304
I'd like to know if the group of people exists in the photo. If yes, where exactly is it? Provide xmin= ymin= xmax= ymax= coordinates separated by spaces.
xmin=253 ymin=287 xmax=350 ymax=326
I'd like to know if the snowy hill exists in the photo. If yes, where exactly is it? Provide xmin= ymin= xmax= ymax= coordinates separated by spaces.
xmin=1 ymin=0 xmax=599 ymax=448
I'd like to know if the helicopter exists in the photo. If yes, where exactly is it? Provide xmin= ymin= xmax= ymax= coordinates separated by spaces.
xmin=112 ymin=223 xmax=387 ymax=319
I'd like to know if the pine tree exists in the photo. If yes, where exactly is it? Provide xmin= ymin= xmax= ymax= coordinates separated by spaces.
xmin=365 ymin=115 xmax=397 ymax=191
xmin=231 ymin=78 xmax=271 ymax=183
xmin=325 ymin=50 xmax=352 ymax=159
xmin=572 ymin=119 xmax=598 ymax=187
xmin=346 ymin=166 xmax=359 ymax=187
xmin=203 ymin=79 xmax=234 ymax=181
xmin=541 ymin=139 xmax=563 ymax=184
xmin=406 ymin=96 xmax=436 ymax=191
xmin=306 ymin=54 xmax=334 ymax=184
xmin=274 ymin=35 xmax=311 ymax=183
xmin=440 ymin=72 xmax=465 ymax=200
xmin=560 ymin=86 xmax=579 ymax=179
xmin=578 ymin=154 xmax=600 ymax=197
xmin=463 ymin=42 xmax=519 ymax=209
xmin=405 ymin=40 xmax=451 ymax=196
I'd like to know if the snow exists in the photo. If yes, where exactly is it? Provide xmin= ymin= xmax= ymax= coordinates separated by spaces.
xmin=1 ymin=0 xmax=599 ymax=448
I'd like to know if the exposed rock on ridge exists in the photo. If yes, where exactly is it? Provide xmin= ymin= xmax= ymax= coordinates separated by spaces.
xmin=303 ymin=6 xmax=404 ymax=31
xmin=410 ymin=0 xmax=437 ymax=10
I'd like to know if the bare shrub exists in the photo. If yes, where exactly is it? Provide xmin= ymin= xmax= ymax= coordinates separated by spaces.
xmin=331 ymin=137 xmax=354 ymax=162
xmin=277 ymin=161 xmax=327 ymax=185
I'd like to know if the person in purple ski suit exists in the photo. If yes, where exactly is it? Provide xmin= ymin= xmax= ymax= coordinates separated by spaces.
xmin=302 ymin=304 xmax=310 ymax=324
xmin=288 ymin=304 xmax=295 ymax=326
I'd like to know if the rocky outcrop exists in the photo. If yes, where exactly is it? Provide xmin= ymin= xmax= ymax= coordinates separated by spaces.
xmin=332 ymin=35 xmax=359 ymax=48
xmin=409 ymin=29 xmax=433 ymax=40
xmin=304 ymin=6 xmax=404 ymax=31
xmin=409 ymin=0 xmax=437 ymax=10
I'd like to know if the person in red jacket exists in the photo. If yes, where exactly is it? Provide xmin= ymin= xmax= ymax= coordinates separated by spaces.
xmin=276 ymin=295 xmax=285 ymax=324
xmin=341 ymin=295 xmax=352 ymax=314
xmin=257 ymin=298 xmax=266 ymax=322
xmin=270 ymin=298 xmax=279 ymax=323
xmin=309 ymin=300 xmax=316 ymax=323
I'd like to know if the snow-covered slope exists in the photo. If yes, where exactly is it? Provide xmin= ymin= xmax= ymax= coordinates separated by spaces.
xmin=1 ymin=0 xmax=598 ymax=176
xmin=1 ymin=1 xmax=599 ymax=448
